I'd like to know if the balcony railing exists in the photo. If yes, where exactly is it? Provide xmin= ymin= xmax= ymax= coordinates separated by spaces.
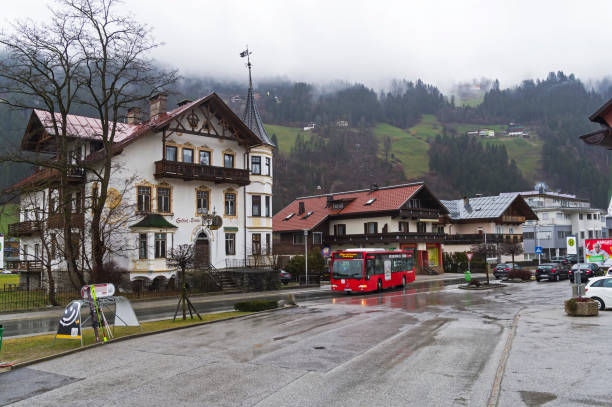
xmin=6 ymin=260 xmax=42 ymax=272
xmin=500 ymin=215 xmax=526 ymax=223
xmin=8 ymin=221 xmax=41 ymax=237
xmin=47 ymin=213 xmax=85 ymax=229
xmin=327 ymin=232 xmax=445 ymax=245
xmin=399 ymin=208 xmax=441 ymax=219
xmin=443 ymin=233 xmax=522 ymax=244
xmin=154 ymin=160 xmax=250 ymax=186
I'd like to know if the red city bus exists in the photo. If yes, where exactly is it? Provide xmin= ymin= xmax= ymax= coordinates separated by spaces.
xmin=330 ymin=249 xmax=416 ymax=293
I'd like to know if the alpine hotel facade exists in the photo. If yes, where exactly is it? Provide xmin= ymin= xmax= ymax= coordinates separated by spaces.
xmin=8 ymin=84 xmax=274 ymax=286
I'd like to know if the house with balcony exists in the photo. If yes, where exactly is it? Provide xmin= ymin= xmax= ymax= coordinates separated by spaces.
xmin=272 ymin=183 xmax=449 ymax=273
xmin=519 ymin=188 xmax=606 ymax=260
xmin=7 ymin=82 xmax=274 ymax=288
xmin=441 ymin=194 xmax=537 ymax=260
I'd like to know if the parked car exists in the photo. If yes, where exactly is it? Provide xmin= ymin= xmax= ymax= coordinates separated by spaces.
xmin=493 ymin=263 xmax=522 ymax=280
xmin=565 ymin=254 xmax=578 ymax=264
xmin=279 ymin=270 xmax=291 ymax=285
xmin=585 ymin=276 xmax=612 ymax=310
xmin=535 ymin=263 xmax=570 ymax=281
xmin=550 ymin=256 xmax=570 ymax=265
xmin=569 ymin=263 xmax=603 ymax=283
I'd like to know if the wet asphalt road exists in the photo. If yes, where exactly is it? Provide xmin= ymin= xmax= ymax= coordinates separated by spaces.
xmin=2 ymin=279 xmax=611 ymax=406
xmin=0 ymin=286 xmax=336 ymax=338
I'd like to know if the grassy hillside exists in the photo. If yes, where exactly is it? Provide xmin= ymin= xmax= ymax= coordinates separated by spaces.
xmin=406 ymin=114 xmax=443 ymax=140
xmin=373 ymin=123 xmax=429 ymax=178
xmin=264 ymin=124 xmax=312 ymax=154
xmin=0 ymin=203 xmax=18 ymax=235
xmin=480 ymin=137 xmax=542 ymax=181
xmin=265 ymin=117 xmax=542 ymax=184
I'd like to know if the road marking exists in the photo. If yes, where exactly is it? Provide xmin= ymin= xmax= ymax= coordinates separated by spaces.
xmin=487 ymin=308 xmax=522 ymax=407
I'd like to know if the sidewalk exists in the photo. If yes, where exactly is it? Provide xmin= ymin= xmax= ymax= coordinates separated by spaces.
xmin=0 ymin=273 xmax=484 ymax=326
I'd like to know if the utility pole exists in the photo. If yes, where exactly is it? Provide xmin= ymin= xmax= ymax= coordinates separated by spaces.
xmin=304 ymin=230 xmax=308 ymax=285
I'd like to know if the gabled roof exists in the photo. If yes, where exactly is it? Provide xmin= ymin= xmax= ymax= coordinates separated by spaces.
xmin=442 ymin=193 xmax=537 ymax=221
xmin=22 ymin=93 xmax=267 ymax=153
xmin=130 ymin=214 xmax=177 ymax=229
xmin=273 ymin=183 xmax=440 ymax=232
xmin=588 ymin=97 xmax=612 ymax=125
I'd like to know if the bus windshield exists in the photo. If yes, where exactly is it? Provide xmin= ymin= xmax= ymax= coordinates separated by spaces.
xmin=332 ymin=260 xmax=364 ymax=279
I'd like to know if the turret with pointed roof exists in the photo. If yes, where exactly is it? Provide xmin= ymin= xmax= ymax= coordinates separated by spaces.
xmin=241 ymin=51 xmax=275 ymax=146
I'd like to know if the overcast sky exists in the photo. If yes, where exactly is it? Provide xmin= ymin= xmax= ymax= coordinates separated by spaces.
xmin=3 ymin=0 xmax=612 ymax=92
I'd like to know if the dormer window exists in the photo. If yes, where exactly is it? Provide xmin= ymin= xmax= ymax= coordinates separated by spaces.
xmin=364 ymin=198 xmax=376 ymax=206
xmin=284 ymin=213 xmax=295 ymax=221
xmin=302 ymin=211 xmax=313 ymax=219
xmin=332 ymin=202 xmax=344 ymax=209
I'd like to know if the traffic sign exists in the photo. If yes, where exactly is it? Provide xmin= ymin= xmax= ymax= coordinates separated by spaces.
xmin=535 ymin=246 xmax=543 ymax=254
xmin=566 ymin=237 xmax=577 ymax=255
xmin=466 ymin=252 xmax=473 ymax=261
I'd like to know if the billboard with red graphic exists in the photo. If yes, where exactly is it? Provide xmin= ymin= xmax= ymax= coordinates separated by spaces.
xmin=584 ymin=239 xmax=612 ymax=264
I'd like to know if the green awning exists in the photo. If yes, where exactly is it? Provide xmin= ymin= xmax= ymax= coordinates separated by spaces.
xmin=130 ymin=214 xmax=177 ymax=229
xmin=224 ymin=227 xmax=239 ymax=232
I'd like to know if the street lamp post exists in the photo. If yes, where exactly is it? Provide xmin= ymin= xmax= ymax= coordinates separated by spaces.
xmin=304 ymin=230 xmax=308 ymax=285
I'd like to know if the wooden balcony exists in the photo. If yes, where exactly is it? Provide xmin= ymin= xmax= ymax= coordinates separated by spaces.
xmin=443 ymin=233 xmax=523 ymax=245
xmin=8 ymin=221 xmax=41 ymax=237
xmin=328 ymin=232 xmax=445 ymax=245
xmin=47 ymin=213 xmax=85 ymax=229
xmin=500 ymin=215 xmax=526 ymax=223
xmin=154 ymin=160 xmax=250 ymax=186
xmin=399 ymin=208 xmax=440 ymax=219
xmin=6 ymin=260 xmax=42 ymax=272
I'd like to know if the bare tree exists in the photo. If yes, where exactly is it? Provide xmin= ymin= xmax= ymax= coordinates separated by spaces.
xmin=0 ymin=0 xmax=177 ymax=283
xmin=167 ymin=244 xmax=201 ymax=321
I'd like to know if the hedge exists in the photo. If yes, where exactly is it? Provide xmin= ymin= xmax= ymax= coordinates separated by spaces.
xmin=234 ymin=300 xmax=278 ymax=312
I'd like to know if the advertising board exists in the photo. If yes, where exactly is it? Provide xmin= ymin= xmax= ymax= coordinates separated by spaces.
xmin=584 ymin=239 xmax=612 ymax=264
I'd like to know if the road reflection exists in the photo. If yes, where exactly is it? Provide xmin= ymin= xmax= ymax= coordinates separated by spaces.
xmin=330 ymin=282 xmax=486 ymax=312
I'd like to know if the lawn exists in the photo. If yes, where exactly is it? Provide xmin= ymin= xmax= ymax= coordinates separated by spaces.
xmin=373 ymin=123 xmax=429 ymax=178
xmin=0 ymin=274 xmax=19 ymax=290
xmin=0 ymin=311 xmax=251 ymax=365
xmin=264 ymin=124 xmax=312 ymax=154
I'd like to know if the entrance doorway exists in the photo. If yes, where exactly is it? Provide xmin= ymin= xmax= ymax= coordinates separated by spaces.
xmin=195 ymin=232 xmax=210 ymax=268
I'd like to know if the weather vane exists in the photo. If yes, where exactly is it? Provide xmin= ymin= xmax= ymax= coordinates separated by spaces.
xmin=240 ymin=46 xmax=253 ymax=88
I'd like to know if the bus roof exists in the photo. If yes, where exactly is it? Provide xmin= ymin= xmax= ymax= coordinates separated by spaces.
xmin=343 ymin=248 xmax=388 ymax=252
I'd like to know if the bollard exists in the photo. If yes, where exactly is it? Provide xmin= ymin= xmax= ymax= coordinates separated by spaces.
xmin=464 ymin=270 xmax=472 ymax=283
xmin=0 ymin=324 xmax=3 ymax=352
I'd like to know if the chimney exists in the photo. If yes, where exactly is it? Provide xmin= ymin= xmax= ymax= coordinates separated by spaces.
xmin=149 ymin=92 xmax=168 ymax=119
xmin=298 ymin=201 xmax=305 ymax=215
xmin=126 ymin=107 xmax=142 ymax=125
xmin=463 ymin=196 xmax=470 ymax=208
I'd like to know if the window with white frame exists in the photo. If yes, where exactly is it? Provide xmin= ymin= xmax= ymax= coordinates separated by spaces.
xmin=251 ymin=156 xmax=261 ymax=174
xmin=154 ymin=233 xmax=167 ymax=258
xmin=313 ymin=232 xmax=322 ymax=244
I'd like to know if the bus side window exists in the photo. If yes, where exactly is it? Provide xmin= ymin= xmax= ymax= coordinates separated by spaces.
xmin=365 ymin=259 xmax=375 ymax=280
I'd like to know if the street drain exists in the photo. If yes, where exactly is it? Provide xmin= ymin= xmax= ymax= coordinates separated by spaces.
xmin=314 ymin=346 xmax=326 ymax=350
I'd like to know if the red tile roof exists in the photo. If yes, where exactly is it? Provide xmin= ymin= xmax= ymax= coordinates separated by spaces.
xmin=34 ymin=109 xmax=138 ymax=142
xmin=273 ymin=183 xmax=425 ymax=232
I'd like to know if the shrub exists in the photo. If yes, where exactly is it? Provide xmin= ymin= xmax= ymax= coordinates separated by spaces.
xmin=234 ymin=300 xmax=278 ymax=312
xmin=507 ymin=268 xmax=532 ymax=281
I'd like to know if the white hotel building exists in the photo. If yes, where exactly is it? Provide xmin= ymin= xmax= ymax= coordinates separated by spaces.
xmin=8 ymin=86 xmax=274 ymax=287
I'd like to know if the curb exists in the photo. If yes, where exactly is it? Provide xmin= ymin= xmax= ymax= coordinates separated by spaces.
xmin=2 ymin=305 xmax=297 ymax=372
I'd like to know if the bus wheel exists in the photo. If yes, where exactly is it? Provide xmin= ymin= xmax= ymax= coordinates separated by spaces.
xmin=377 ymin=279 xmax=382 ymax=292
xmin=402 ymin=276 xmax=406 ymax=287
